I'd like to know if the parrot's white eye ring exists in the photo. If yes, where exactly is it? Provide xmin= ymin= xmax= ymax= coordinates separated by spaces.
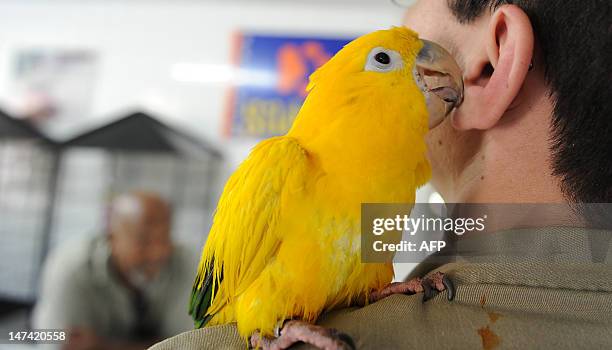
xmin=365 ymin=47 xmax=403 ymax=72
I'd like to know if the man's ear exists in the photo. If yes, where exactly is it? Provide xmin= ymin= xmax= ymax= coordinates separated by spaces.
xmin=452 ymin=4 xmax=534 ymax=130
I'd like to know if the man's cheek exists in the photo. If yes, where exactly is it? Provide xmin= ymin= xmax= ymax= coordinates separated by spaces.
xmin=403 ymin=0 xmax=450 ymax=38
xmin=426 ymin=120 xmax=452 ymax=168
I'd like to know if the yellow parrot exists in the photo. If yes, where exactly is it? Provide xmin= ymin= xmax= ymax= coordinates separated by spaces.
xmin=190 ymin=26 xmax=463 ymax=349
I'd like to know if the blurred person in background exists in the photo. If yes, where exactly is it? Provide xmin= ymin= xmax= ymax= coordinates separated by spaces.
xmin=33 ymin=191 xmax=197 ymax=350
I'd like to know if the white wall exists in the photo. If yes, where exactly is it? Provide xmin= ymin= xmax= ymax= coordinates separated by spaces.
xmin=0 ymin=0 xmax=405 ymax=168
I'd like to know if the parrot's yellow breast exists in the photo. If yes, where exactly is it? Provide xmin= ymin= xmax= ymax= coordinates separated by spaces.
xmin=203 ymin=140 xmax=399 ymax=338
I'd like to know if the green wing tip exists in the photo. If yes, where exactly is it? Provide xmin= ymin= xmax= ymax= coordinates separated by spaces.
xmin=189 ymin=259 xmax=221 ymax=329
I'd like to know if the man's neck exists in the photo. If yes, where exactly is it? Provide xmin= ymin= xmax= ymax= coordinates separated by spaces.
xmin=452 ymin=91 xmax=566 ymax=204
xmin=455 ymin=161 xmax=566 ymax=203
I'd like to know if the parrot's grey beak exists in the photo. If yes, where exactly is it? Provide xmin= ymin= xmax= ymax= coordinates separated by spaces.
xmin=413 ymin=39 xmax=464 ymax=129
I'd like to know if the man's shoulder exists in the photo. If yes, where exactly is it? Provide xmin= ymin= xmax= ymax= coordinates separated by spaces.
xmin=42 ymin=235 xmax=101 ymax=282
xmin=149 ymin=324 xmax=243 ymax=350
xmin=151 ymin=262 xmax=612 ymax=349
xmin=318 ymin=261 xmax=612 ymax=349
xmin=148 ymin=293 xmax=481 ymax=350
xmin=33 ymin=235 xmax=106 ymax=329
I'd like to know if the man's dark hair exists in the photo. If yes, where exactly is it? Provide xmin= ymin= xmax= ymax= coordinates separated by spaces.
xmin=448 ymin=0 xmax=611 ymax=203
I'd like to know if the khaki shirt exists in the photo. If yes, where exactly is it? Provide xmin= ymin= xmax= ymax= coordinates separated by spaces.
xmin=151 ymin=227 xmax=612 ymax=349
xmin=33 ymin=235 xmax=198 ymax=341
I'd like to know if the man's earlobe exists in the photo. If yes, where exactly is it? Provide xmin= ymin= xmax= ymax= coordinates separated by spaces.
xmin=451 ymin=4 xmax=534 ymax=131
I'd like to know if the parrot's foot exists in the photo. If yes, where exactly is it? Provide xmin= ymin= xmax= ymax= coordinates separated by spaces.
xmin=370 ymin=271 xmax=455 ymax=303
xmin=250 ymin=320 xmax=355 ymax=350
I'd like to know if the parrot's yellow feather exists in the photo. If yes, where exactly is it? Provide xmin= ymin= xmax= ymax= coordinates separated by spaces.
xmin=190 ymin=26 xmax=431 ymax=340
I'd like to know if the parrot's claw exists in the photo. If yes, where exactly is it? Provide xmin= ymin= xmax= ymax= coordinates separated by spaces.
xmin=250 ymin=320 xmax=355 ymax=350
xmin=370 ymin=272 xmax=455 ymax=303
xmin=422 ymin=272 xmax=455 ymax=302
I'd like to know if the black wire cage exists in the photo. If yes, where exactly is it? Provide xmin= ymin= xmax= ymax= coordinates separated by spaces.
xmin=0 ymin=109 xmax=59 ymax=313
xmin=0 ymin=109 xmax=223 ymax=331
xmin=54 ymin=111 xmax=223 ymax=250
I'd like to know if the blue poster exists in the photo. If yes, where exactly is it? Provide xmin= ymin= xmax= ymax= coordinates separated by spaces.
xmin=225 ymin=33 xmax=353 ymax=138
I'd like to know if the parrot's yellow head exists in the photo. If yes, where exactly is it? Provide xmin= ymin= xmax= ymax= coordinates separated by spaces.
xmin=309 ymin=26 xmax=423 ymax=89
xmin=290 ymin=27 xmax=426 ymax=139
xmin=287 ymin=27 xmax=463 ymax=198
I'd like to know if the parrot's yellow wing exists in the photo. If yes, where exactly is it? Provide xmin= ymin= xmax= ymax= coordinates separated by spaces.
xmin=189 ymin=136 xmax=309 ymax=328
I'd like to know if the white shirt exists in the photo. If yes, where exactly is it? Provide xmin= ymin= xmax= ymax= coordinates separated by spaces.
xmin=32 ymin=235 xmax=198 ymax=341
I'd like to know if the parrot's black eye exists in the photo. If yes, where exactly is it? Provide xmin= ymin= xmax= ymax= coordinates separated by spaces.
xmin=375 ymin=52 xmax=391 ymax=65
xmin=365 ymin=47 xmax=402 ymax=72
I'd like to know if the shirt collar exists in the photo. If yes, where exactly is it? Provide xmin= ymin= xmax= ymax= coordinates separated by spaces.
xmin=447 ymin=226 xmax=612 ymax=264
